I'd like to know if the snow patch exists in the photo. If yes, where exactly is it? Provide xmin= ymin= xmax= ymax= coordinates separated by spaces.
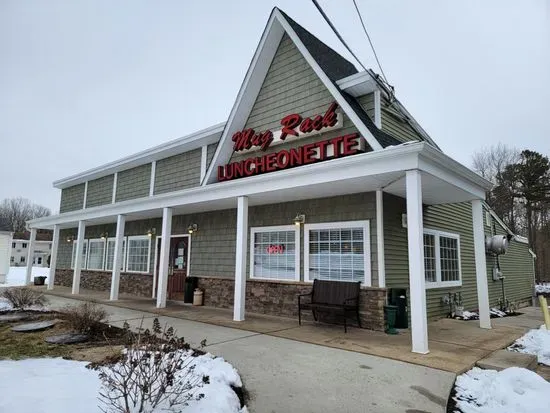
xmin=0 ymin=266 xmax=50 ymax=287
xmin=454 ymin=367 xmax=550 ymax=413
xmin=508 ymin=325 xmax=550 ymax=366
xmin=536 ymin=283 xmax=550 ymax=294
xmin=0 ymin=355 xmax=247 ymax=413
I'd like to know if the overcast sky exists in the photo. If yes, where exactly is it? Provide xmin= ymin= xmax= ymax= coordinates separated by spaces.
xmin=1 ymin=0 xmax=549 ymax=213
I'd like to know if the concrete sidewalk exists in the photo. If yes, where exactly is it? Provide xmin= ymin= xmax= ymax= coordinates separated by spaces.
xmin=46 ymin=295 xmax=455 ymax=413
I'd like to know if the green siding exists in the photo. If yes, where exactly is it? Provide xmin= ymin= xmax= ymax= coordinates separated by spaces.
xmin=57 ymin=193 xmax=379 ymax=285
xmin=384 ymin=197 xmax=535 ymax=319
xmin=59 ymin=184 xmax=85 ymax=213
xmin=154 ymin=148 xmax=201 ymax=195
xmin=380 ymin=97 xmax=422 ymax=143
xmin=206 ymin=143 xmax=217 ymax=168
xmin=484 ymin=209 xmax=534 ymax=307
xmin=357 ymin=93 xmax=376 ymax=123
xmin=231 ymin=34 xmax=370 ymax=164
xmin=116 ymin=164 xmax=151 ymax=202
xmin=85 ymin=175 xmax=114 ymax=208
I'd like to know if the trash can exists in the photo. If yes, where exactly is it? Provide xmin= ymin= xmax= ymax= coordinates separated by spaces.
xmin=184 ymin=277 xmax=198 ymax=303
xmin=388 ymin=288 xmax=408 ymax=329
xmin=193 ymin=289 xmax=204 ymax=306
xmin=384 ymin=305 xmax=398 ymax=335
xmin=33 ymin=276 xmax=47 ymax=286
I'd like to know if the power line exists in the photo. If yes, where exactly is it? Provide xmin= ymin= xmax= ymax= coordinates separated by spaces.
xmin=351 ymin=0 xmax=389 ymax=85
xmin=310 ymin=0 xmax=394 ymax=99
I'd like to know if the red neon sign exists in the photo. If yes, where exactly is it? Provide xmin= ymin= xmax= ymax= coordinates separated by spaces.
xmin=218 ymin=133 xmax=363 ymax=182
xmin=232 ymin=102 xmax=339 ymax=152
xmin=266 ymin=244 xmax=285 ymax=254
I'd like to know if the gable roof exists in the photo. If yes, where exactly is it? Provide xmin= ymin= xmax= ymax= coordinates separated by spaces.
xmin=279 ymin=10 xmax=402 ymax=149
xmin=203 ymin=8 xmax=399 ymax=184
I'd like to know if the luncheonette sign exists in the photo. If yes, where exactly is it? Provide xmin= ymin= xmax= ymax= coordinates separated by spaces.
xmin=217 ymin=102 xmax=366 ymax=182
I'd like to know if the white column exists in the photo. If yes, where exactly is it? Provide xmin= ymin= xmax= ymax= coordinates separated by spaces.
xmin=47 ymin=224 xmax=60 ymax=290
xmin=83 ymin=181 xmax=88 ymax=209
xmin=25 ymin=228 xmax=37 ymax=285
xmin=472 ymin=199 xmax=491 ymax=329
xmin=200 ymin=145 xmax=208 ymax=183
xmin=376 ymin=189 xmax=386 ymax=287
xmin=374 ymin=90 xmax=382 ymax=128
xmin=406 ymin=170 xmax=429 ymax=354
xmin=72 ymin=220 xmax=86 ymax=294
xmin=112 ymin=172 xmax=118 ymax=203
xmin=233 ymin=196 xmax=249 ymax=321
xmin=156 ymin=207 xmax=172 ymax=308
xmin=110 ymin=214 xmax=126 ymax=301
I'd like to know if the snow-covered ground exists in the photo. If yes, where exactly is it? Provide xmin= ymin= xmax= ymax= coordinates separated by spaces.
xmin=0 ymin=355 xmax=247 ymax=413
xmin=536 ymin=283 xmax=550 ymax=294
xmin=508 ymin=325 xmax=550 ymax=366
xmin=0 ymin=266 xmax=50 ymax=287
xmin=454 ymin=367 xmax=550 ymax=413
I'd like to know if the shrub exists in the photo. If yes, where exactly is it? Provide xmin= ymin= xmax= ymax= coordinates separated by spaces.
xmin=95 ymin=318 xmax=206 ymax=413
xmin=63 ymin=302 xmax=108 ymax=336
xmin=1 ymin=288 xmax=47 ymax=310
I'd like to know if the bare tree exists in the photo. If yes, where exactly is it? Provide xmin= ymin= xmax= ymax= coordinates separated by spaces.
xmin=0 ymin=197 xmax=51 ymax=232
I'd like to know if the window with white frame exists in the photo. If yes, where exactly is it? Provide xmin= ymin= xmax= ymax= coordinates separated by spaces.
xmin=250 ymin=226 xmax=300 ymax=281
xmin=423 ymin=229 xmax=461 ymax=288
xmin=105 ymin=238 xmax=127 ymax=271
xmin=87 ymin=239 xmax=106 ymax=270
xmin=71 ymin=240 xmax=88 ymax=269
xmin=305 ymin=221 xmax=371 ymax=285
xmin=126 ymin=236 xmax=150 ymax=273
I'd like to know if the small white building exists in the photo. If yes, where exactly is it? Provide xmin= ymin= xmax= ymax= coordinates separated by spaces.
xmin=11 ymin=239 xmax=52 ymax=267
xmin=0 ymin=219 xmax=13 ymax=283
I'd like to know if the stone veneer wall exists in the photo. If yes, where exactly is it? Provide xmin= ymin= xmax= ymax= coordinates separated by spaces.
xmin=197 ymin=276 xmax=387 ymax=331
xmin=54 ymin=269 xmax=153 ymax=297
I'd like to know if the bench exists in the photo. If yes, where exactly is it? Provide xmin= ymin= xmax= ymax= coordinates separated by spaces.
xmin=298 ymin=279 xmax=361 ymax=333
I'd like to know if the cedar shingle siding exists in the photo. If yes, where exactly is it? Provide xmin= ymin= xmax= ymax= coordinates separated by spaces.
xmin=85 ymin=175 xmax=114 ymax=208
xmin=116 ymin=164 xmax=151 ymax=202
xmin=230 ymin=34 xmax=369 ymax=164
xmin=153 ymin=149 xmax=201 ymax=195
xmin=60 ymin=184 xmax=85 ymax=213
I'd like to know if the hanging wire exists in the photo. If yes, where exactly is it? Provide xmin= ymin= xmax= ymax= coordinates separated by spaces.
xmin=351 ymin=0 xmax=389 ymax=85
xmin=310 ymin=0 xmax=394 ymax=100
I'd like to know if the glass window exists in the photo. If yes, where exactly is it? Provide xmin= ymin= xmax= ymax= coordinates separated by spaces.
xmin=20 ymin=256 xmax=25 ymax=263
xmin=306 ymin=222 xmax=369 ymax=284
xmin=424 ymin=230 xmax=461 ymax=287
xmin=22 ymin=243 xmax=27 ymax=248
xmin=423 ymin=234 xmax=437 ymax=283
xmin=71 ymin=240 xmax=88 ymax=269
xmin=440 ymin=236 xmax=460 ymax=282
xmin=126 ymin=236 xmax=150 ymax=273
xmin=250 ymin=226 xmax=299 ymax=280
xmin=105 ymin=238 xmax=127 ymax=271
xmin=87 ymin=239 xmax=105 ymax=270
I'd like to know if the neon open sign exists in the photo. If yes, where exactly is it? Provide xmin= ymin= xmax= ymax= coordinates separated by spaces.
xmin=266 ymin=244 xmax=285 ymax=254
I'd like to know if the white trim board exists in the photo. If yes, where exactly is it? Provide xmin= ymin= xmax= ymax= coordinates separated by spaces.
xmin=203 ymin=9 xmax=383 ymax=185
xmin=54 ymin=122 xmax=225 ymax=189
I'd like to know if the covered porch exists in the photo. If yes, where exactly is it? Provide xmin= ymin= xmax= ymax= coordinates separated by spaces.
xmin=35 ymin=284 xmax=533 ymax=374
xmin=27 ymin=142 xmax=493 ymax=354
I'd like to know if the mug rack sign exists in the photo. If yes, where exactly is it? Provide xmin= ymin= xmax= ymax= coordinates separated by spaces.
xmin=217 ymin=102 xmax=366 ymax=182
xmin=232 ymin=102 xmax=343 ymax=153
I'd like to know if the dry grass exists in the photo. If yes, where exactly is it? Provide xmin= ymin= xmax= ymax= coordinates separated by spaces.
xmin=1 ymin=288 xmax=47 ymax=310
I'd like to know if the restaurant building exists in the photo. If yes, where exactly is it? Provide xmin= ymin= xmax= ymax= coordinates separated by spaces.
xmin=28 ymin=8 xmax=535 ymax=354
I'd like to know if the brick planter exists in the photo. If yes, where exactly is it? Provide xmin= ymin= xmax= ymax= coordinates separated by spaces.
xmin=197 ymin=276 xmax=386 ymax=331
xmin=54 ymin=269 xmax=153 ymax=297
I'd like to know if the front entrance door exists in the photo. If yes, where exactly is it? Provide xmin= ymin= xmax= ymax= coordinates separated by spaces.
xmin=156 ymin=236 xmax=189 ymax=300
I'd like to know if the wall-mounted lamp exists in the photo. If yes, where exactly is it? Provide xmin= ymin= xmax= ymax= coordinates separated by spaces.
xmin=100 ymin=232 xmax=109 ymax=240
xmin=187 ymin=223 xmax=198 ymax=234
xmin=146 ymin=228 xmax=156 ymax=238
xmin=293 ymin=213 xmax=306 ymax=226
xmin=66 ymin=235 xmax=75 ymax=243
